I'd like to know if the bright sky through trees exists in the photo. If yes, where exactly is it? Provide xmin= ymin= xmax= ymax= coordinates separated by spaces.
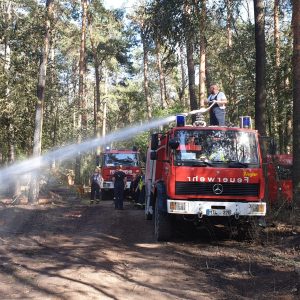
xmin=103 ymin=0 xmax=136 ymax=10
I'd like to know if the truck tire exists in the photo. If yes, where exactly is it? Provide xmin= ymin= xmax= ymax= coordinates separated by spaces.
xmin=154 ymin=197 xmax=172 ymax=241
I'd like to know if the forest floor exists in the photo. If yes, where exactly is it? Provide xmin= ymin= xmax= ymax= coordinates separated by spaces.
xmin=0 ymin=184 xmax=299 ymax=300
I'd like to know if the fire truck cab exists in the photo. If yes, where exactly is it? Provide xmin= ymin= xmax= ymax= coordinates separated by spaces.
xmin=145 ymin=115 xmax=266 ymax=241
xmin=98 ymin=148 xmax=142 ymax=198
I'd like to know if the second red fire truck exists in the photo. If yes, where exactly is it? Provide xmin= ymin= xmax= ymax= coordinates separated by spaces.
xmin=98 ymin=148 xmax=142 ymax=198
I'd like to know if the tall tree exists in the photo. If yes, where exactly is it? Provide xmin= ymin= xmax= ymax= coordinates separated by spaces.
xmin=194 ymin=0 xmax=206 ymax=107
xmin=28 ymin=0 xmax=54 ymax=204
xmin=79 ymin=0 xmax=88 ymax=134
xmin=88 ymin=16 xmax=101 ymax=137
xmin=132 ymin=3 xmax=152 ymax=120
xmin=141 ymin=23 xmax=152 ymax=120
xmin=155 ymin=40 xmax=166 ymax=109
xmin=292 ymin=0 xmax=300 ymax=213
xmin=75 ymin=0 xmax=88 ymax=185
xmin=274 ymin=0 xmax=282 ymax=151
xmin=254 ymin=0 xmax=267 ymax=136
xmin=179 ymin=45 xmax=188 ymax=106
xmin=184 ymin=0 xmax=197 ymax=113
xmin=3 ymin=1 xmax=20 ymax=197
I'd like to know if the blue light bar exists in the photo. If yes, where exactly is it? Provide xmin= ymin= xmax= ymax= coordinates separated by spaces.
xmin=176 ymin=114 xmax=186 ymax=127
xmin=239 ymin=116 xmax=252 ymax=128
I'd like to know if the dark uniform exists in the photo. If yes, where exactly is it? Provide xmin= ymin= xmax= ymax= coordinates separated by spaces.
xmin=130 ymin=175 xmax=140 ymax=203
xmin=113 ymin=170 xmax=126 ymax=209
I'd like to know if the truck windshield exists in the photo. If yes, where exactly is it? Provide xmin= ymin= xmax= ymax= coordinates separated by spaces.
xmin=103 ymin=153 xmax=139 ymax=167
xmin=173 ymin=129 xmax=259 ymax=167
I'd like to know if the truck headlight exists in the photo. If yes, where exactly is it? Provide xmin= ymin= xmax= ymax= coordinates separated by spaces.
xmin=250 ymin=203 xmax=266 ymax=214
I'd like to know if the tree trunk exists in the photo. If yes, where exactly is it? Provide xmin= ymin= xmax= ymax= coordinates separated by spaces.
xmin=274 ymin=0 xmax=284 ymax=153
xmin=7 ymin=123 xmax=19 ymax=197
xmin=155 ymin=41 xmax=166 ymax=109
xmin=94 ymin=60 xmax=101 ymax=136
xmin=88 ymin=13 xmax=101 ymax=138
xmin=28 ymin=0 xmax=53 ymax=204
xmin=49 ymin=38 xmax=58 ymax=170
xmin=179 ymin=45 xmax=187 ymax=107
xmin=4 ymin=1 xmax=11 ymax=98
xmin=79 ymin=0 xmax=88 ymax=133
xmin=194 ymin=0 xmax=206 ymax=107
xmin=142 ymin=31 xmax=152 ymax=120
xmin=199 ymin=0 xmax=206 ymax=107
xmin=186 ymin=40 xmax=197 ymax=113
xmin=254 ymin=0 xmax=267 ymax=136
xmin=184 ymin=1 xmax=197 ymax=114
xmin=75 ymin=0 xmax=88 ymax=185
xmin=292 ymin=0 xmax=300 ymax=213
xmin=3 ymin=1 xmax=18 ymax=196
xmin=274 ymin=0 xmax=280 ymax=69
xmin=226 ymin=0 xmax=233 ymax=48
xmin=284 ymin=76 xmax=293 ymax=152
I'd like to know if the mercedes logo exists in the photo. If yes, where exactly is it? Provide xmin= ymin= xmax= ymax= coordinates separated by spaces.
xmin=213 ymin=184 xmax=223 ymax=195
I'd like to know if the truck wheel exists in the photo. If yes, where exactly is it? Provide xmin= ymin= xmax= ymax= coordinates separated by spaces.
xmin=154 ymin=198 xmax=172 ymax=241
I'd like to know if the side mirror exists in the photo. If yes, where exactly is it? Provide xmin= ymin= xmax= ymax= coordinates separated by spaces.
xmin=150 ymin=151 xmax=157 ymax=160
xmin=151 ymin=133 xmax=159 ymax=150
xmin=169 ymin=138 xmax=180 ymax=150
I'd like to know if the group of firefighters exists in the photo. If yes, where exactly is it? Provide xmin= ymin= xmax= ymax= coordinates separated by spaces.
xmin=90 ymin=165 xmax=145 ymax=209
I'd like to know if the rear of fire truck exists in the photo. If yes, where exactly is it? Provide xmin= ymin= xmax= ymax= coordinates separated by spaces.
xmin=145 ymin=116 xmax=266 ymax=241
xmin=267 ymin=154 xmax=292 ymax=205
xmin=99 ymin=149 xmax=141 ymax=198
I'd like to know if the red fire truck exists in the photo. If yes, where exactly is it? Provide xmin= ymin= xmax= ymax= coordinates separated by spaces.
xmin=98 ymin=148 xmax=142 ymax=198
xmin=145 ymin=115 xmax=266 ymax=241
xmin=267 ymin=154 xmax=292 ymax=205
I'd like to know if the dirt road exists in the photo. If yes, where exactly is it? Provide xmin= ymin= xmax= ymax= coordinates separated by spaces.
xmin=0 ymin=192 xmax=299 ymax=299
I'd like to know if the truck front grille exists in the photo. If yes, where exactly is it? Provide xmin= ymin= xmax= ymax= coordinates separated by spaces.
xmin=175 ymin=182 xmax=259 ymax=197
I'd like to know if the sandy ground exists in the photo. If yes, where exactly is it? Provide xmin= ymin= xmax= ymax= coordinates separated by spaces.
xmin=0 ymin=188 xmax=299 ymax=300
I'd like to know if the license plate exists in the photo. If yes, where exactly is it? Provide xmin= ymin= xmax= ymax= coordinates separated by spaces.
xmin=206 ymin=209 xmax=231 ymax=216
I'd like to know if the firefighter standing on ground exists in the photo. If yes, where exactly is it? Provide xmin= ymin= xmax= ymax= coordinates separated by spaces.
xmin=205 ymin=84 xmax=228 ymax=126
xmin=90 ymin=167 xmax=103 ymax=204
xmin=112 ymin=165 xmax=127 ymax=210
xmin=130 ymin=173 xmax=140 ymax=203
xmin=137 ymin=171 xmax=145 ymax=206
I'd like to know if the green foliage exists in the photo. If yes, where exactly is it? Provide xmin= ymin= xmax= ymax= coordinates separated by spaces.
xmin=0 ymin=0 xmax=294 ymax=180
